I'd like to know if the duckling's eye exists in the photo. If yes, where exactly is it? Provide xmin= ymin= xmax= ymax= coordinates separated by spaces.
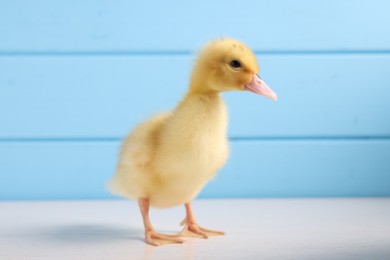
xmin=230 ymin=60 xmax=242 ymax=69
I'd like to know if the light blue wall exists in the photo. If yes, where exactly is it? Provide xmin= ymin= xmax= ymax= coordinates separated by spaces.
xmin=1 ymin=0 xmax=390 ymax=200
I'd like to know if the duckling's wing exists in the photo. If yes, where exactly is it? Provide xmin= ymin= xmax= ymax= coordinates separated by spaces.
xmin=107 ymin=112 xmax=170 ymax=199
xmin=119 ymin=112 xmax=170 ymax=168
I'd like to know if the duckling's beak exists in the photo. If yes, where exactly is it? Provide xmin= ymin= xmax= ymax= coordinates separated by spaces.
xmin=245 ymin=75 xmax=278 ymax=101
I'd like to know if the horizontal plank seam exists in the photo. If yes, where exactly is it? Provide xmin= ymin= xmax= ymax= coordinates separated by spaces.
xmin=0 ymin=136 xmax=390 ymax=143
xmin=1 ymin=50 xmax=390 ymax=56
xmin=231 ymin=136 xmax=390 ymax=141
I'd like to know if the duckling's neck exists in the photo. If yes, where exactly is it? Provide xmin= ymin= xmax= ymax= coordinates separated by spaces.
xmin=176 ymin=87 xmax=227 ymax=135
xmin=174 ymin=71 xmax=227 ymax=135
xmin=184 ymin=83 xmax=222 ymax=107
xmin=188 ymin=66 xmax=219 ymax=96
xmin=186 ymin=88 xmax=220 ymax=99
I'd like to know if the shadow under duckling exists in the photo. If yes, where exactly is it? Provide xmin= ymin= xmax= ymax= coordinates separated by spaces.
xmin=108 ymin=38 xmax=277 ymax=246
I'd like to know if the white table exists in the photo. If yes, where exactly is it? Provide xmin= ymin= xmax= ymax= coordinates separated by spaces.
xmin=1 ymin=199 xmax=389 ymax=259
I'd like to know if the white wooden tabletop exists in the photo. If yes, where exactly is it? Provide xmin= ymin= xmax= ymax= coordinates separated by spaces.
xmin=1 ymin=198 xmax=389 ymax=260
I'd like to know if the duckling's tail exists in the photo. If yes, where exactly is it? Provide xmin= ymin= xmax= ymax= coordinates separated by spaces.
xmin=106 ymin=173 xmax=128 ymax=198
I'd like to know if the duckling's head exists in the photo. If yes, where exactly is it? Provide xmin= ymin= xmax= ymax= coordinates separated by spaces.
xmin=189 ymin=38 xmax=277 ymax=101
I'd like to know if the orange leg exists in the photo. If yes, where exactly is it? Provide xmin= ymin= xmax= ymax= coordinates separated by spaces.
xmin=138 ymin=198 xmax=184 ymax=246
xmin=180 ymin=201 xmax=225 ymax=238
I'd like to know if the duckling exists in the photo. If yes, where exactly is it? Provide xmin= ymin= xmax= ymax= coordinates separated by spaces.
xmin=108 ymin=38 xmax=277 ymax=246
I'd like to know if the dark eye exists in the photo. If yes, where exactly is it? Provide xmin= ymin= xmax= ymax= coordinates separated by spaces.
xmin=230 ymin=60 xmax=242 ymax=68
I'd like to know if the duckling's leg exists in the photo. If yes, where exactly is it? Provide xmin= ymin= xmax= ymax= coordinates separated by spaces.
xmin=138 ymin=198 xmax=184 ymax=246
xmin=180 ymin=202 xmax=225 ymax=238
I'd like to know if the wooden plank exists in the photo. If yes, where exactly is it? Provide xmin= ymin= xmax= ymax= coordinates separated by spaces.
xmin=0 ymin=0 xmax=389 ymax=52
xmin=203 ymin=140 xmax=390 ymax=198
xmin=1 ymin=55 xmax=390 ymax=138
xmin=1 ymin=140 xmax=389 ymax=200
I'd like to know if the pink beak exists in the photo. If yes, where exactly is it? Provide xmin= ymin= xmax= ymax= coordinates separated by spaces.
xmin=245 ymin=75 xmax=278 ymax=101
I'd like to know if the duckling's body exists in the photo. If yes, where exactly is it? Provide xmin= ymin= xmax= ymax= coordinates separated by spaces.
xmin=111 ymin=93 xmax=228 ymax=208
xmin=109 ymin=38 xmax=277 ymax=246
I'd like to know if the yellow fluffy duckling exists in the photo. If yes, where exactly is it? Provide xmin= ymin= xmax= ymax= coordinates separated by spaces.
xmin=109 ymin=38 xmax=277 ymax=246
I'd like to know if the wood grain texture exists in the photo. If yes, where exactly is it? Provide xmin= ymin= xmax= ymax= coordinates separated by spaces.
xmin=0 ymin=0 xmax=389 ymax=52
xmin=1 ymin=140 xmax=389 ymax=200
xmin=1 ymin=55 xmax=389 ymax=138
